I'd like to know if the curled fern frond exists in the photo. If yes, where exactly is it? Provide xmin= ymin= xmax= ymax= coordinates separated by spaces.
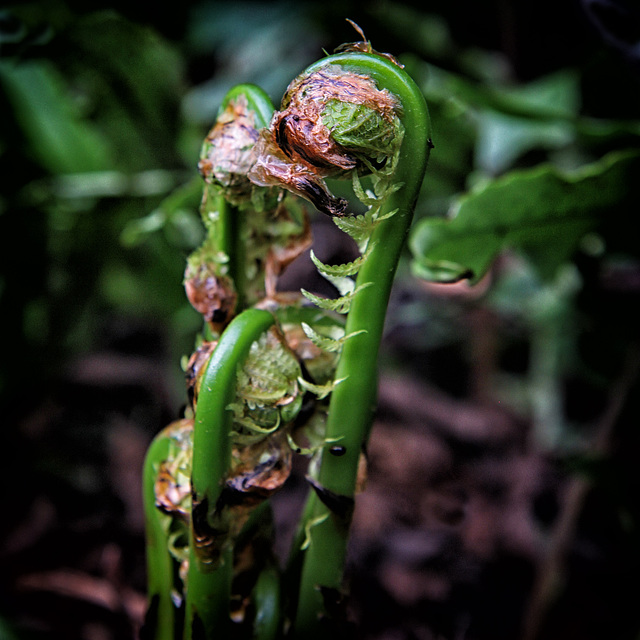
xmin=336 ymin=172 xmax=401 ymax=255
xmin=237 ymin=330 xmax=301 ymax=406
xmin=248 ymin=65 xmax=404 ymax=218
xmin=227 ymin=402 xmax=280 ymax=429
xmin=307 ymin=237 xmax=381 ymax=318
xmin=350 ymin=177 xmax=379 ymax=208
xmin=232 ymin=426 xmax=281 ymax=446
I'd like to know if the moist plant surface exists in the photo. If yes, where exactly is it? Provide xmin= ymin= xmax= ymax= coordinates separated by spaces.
xmin=2 ymin=3 xmax=640 ymax=640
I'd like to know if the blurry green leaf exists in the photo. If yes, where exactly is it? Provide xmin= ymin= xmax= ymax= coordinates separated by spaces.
xmin=62 ymin=11 xmax=184 ymax=171
xmin=410 ymin=150 xmax=640 ymax=283
xmin=482 ymin=69 xmax=581 ymax=119
xmin=422 ymin=67 xmax=581 ymax=174
xmin=422 ymin=61 xmax=640 ymax=164
xmin=0 ymin=615 xmax=20 ymax=640
xmin=474 ymin=70 xmax=581 ymax=173
xmin=475 ymin=111 xmax=576 ymax=175
xmin=0 ymin=9 xmax=28 ymax=44
xmin=426 ymin=65 xmax=580 ymax=121
xmin=0 ymin=59 xmax=112 ymax=173
xmin=183 ymin=2 xmax=319 ymax=125
xmin=411 ymin=92 xmax=475 ymax=215
xmin=369 ymin=5 xmax=455 ymax=62
xmin=119 ymin=210 xmax=167 ymax=245
xmin=45 ymin=169 xmax=185 ymax=199
xmin=120 ymin=176 xmax=203 ymax=247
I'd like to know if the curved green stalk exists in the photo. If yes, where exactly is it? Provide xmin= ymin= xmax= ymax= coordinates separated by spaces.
xmin=222 ymin=83 xmax=275 ymax=131
xmin=253 ymin=565 xmax=282 ymax=640
xmin=221 ymin=84 xmax=274 ymax=309
xmin=184 ymin=308 xmax=276 ymax=640
xmin=142 ymin=432 xmax=177 ymax=640
xmin=215 ymin=192 xmax=246 ymax=308
xmin=145 ymin=44 xmax=430 ymax=640
xmin=200 ymin=84 xmax=275 ymax=310
xmin=291 ymin=52 xmax=432 ymax=636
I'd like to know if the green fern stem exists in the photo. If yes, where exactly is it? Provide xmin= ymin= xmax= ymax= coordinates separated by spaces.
xmin=142 ymin=431 xmax=178 ymax=640
xmin=218 ymin=194 xmax=247 ymax=309
xmin=184 ymin=308 xmax=276 ymax=640
xmin=199 ymin=84 xmax=274 ymax=311
xmin=292 ymin=52 xmax=432 ymax=636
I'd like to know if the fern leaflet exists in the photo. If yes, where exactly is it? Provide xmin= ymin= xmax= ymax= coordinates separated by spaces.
xmin=301 ymin=282 xmax=372 ymax=315
xmin=297 ymin=375 xmax=346 ymax=399
xmin=300 ymin=322 xmax=366 ymax=353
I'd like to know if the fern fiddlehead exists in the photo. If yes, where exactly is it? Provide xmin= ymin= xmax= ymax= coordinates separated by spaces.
xmin=144 ymin=83 xmax=309 ymax=640
xmin=250 ymin=49 xmax=432 ymax=635
xmin=184 ymin=308 xmax=276 ymax=640
xmin=189 ymin=83 xmax=310 ymax=321
xmin=144 ymin=70 xmax=347 ymax=638
xmin=143 ymin=30 xmax=431 ymax=640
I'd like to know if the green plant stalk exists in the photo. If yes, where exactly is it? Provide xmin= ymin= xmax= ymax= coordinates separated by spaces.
xmin=216 ymin=193 xmax=247 ymax=308
xmin=253 ymin=565 xmax=282 ymax=640
xmin=292 ymin=52 xmax=432 ymax=635
xmin=184 ymin=308 xmax=276 ymax=640
xmin=205 ymin=84 xmax=275 ymax=310
xmin=223 ymin=83 xmax=275 ymax=135
xmin=142 ymin=432 xmax=177 ymax=640
xmin=235 ymin=500 xmax=282 ymax=638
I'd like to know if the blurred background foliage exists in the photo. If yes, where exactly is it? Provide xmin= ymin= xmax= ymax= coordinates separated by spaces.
xmin=1 ymin=0 xmax=640 ymax=638
xmin=2 ymin=0 xmax=638 ymax=426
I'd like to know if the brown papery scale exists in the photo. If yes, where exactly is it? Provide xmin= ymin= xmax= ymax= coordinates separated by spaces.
xmin=198 ymin=94 xmax=261 ymax=205
xmin=185 ymin=340 xmax=217 ymax=409
xmin=248 ymin=67 xmax=401 ymax=217
xmin=154 ymin=418 xmax=194 ymax=522
xmin=184 ymin=262 xmax=237 ymax=334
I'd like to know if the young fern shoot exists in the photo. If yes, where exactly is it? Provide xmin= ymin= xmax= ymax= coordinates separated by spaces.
xmin=142 ymin=29 xmax=431 ymax=640
xmin=248 ymin=48 xmax=432 ymax=635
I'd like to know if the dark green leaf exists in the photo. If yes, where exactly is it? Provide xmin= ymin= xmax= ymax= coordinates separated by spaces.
xmin=62 ymin=11 xmax=185 ymax=171
xmin=410 ymin=150 xmax=640 ymax=283
xmin=0 ymin=59 xmax=112 ymax=174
